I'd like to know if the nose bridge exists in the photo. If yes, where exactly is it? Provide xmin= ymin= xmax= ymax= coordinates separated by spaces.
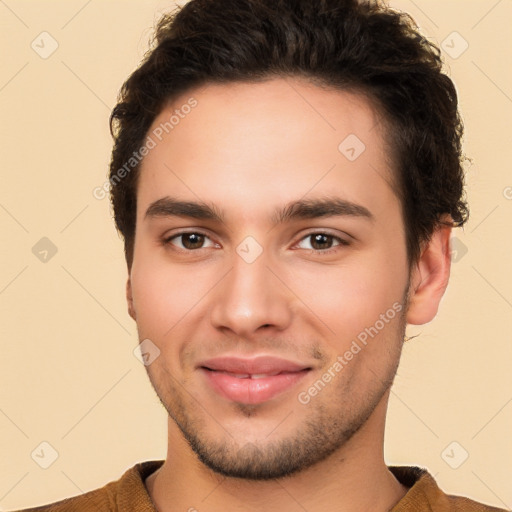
xmin=210 ymin=242 xmax=292 ymax=335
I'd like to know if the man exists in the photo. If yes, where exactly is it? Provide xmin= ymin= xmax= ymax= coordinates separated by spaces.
xmin=16 ymin=0 xmax=508 ymax=510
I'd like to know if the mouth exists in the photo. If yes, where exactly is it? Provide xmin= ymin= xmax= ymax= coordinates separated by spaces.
xmin=198 ymin=356 xmax=312 ymax=405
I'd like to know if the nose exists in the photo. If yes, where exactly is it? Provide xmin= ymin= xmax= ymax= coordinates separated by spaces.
xmin=209 ymin=247 xmax=293 ymax=339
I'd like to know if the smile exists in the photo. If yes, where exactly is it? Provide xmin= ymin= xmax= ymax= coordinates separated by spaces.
xmin=198 ymin=356 xmax=312 ymax=404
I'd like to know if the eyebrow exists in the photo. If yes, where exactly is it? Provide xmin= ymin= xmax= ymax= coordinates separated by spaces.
xmin=144 ymin=196 xmax=374 ymax=225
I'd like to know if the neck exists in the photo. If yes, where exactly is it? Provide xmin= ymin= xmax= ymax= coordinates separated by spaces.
xmin=146 ymin=392 xmax=409 ymax=512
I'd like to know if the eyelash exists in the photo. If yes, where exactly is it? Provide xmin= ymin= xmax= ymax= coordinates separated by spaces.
xmin=161 ymin=230 xmax=351 ymax=255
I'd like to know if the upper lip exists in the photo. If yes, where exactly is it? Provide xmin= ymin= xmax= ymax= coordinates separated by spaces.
xmin=199 ymin=356 xmax=311 ymax=375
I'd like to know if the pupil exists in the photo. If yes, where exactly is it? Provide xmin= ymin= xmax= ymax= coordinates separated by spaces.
xmin=313 ymin=234 xmax=331 ymax=250
xmin=184 ymin=233 xmax=203 ymax=249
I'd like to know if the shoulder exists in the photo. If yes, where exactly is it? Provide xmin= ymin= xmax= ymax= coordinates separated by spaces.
xmin=10 ymin=460 xmax=164 ymax=512
xmin=389 ymin=466 xmax=509 ymax=512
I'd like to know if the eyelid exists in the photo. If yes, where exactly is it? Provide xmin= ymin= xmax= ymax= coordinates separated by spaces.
xmin=163 ymin=229 xmax=217 ymax=250
xmin=292 ymin=229 xmax=351 ymax=250
xmin=162 ymin=229 xmax=351 ymax=253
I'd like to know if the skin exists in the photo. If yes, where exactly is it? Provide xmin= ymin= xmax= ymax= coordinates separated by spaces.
xmin=126 ymin=77 xmax=452 ymax=512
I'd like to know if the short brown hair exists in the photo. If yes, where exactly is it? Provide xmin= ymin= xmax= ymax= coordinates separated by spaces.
xmin=109 ymin=0 xmax=468 ymax=270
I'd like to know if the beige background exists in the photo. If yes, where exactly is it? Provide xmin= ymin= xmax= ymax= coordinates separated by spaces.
xmin=1 ymin=0 xmax=511 ymax=509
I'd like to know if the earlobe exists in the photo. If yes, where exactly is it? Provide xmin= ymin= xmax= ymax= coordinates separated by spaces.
xmin=406 ymin=220 xmax=453 ymax=325
xmin=126 ymin=277 xmax=136 ymax=321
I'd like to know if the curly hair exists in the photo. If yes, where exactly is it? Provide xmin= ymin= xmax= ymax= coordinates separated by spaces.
xmin=108 ymin=0 xmax=468 ymax=270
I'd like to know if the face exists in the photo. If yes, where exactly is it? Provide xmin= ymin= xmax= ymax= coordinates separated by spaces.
xmin=128 ymin=78 xmax=412 ymax=479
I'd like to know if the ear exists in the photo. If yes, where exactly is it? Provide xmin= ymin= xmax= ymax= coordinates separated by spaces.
xmin=406 ymin=217 xmax=453 ymax=325
xmin=126 ymin=277 xmax=136 ymax=321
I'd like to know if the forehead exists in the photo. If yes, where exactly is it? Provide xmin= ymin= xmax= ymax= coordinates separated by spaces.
xmin=136 ymin=77 xmax=397 ymax=223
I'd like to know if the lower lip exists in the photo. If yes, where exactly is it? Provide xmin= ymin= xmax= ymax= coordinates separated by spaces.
xmin=201 ymin=368 xmax=310 ymax=404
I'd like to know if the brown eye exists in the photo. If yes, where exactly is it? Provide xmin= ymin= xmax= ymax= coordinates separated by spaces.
xmin=181 ymin=233 xmax=205 ymax=249
xmin=164 ymin=232 xmax=215 ymax=251
xmin=310 ymin=233 xmax=334 ymax=250
xmin=296 ymin=232 xmax=349 ymax=252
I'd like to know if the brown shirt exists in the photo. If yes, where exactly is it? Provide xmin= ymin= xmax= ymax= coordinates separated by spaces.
xmin=13 ymin=460 xmax=509 ymax=511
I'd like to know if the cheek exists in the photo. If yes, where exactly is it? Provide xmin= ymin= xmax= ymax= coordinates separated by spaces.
xmin=291 ymin=251 xmax=407 ymax=345
xmin=130 ymin=256 xmax=185 ymax=337
xmin=130 ymin=251 xmax=220 ymax=340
